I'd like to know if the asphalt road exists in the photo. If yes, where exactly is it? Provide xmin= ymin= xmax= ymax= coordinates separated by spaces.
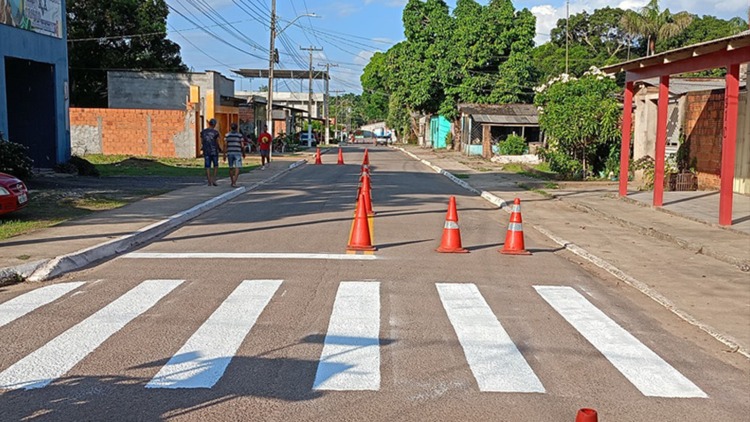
xmin=0 ymin=146 xmax=747 ymax=421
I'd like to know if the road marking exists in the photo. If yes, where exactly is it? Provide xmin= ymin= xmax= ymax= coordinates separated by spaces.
xmin=534 ymin=286 xmax=707 ymax=398
xmin=124 ymin=252 xmax=378 ymax=261
xmin=436 ymin=283 xmax=544 ymax=393
xmin=0 ymin=282 xmax=85 ymax=329
xmin=146 ymin=279 xmax=282 ymax=389
xmin=0 ymin=279 xmax=183 ymax=390
xmin=313 ymin=281 xmax=381 ymax=391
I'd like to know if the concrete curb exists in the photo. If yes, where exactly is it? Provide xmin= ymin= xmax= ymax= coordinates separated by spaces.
xmin=396 ymin=147 xmax=749 ymax=359
xmin=5 ymin=159 xmax=306 ymax=283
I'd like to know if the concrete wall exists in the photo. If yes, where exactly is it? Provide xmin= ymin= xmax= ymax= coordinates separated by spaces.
xmin=70 ymin=107 xmax=199 ymax=158
xmin=107 ymin=70 xmax=235 ymax=111
xmin=633 ymin=86 xmax=682 ymax=161
xmin=0 ymin=1 xmax=70 ymax=165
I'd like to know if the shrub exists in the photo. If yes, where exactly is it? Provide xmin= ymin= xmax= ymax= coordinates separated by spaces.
xmin=538 ymin=148 xmax=582 ymax=180
xmin=498 ymin=135 xmax=527 ymax=155
xmin=0 ymin=140 xmax=34 ymax=180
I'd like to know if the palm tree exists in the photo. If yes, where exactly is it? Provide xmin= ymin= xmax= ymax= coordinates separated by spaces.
xmin=620 ymin=0 xmax=692 ymax=56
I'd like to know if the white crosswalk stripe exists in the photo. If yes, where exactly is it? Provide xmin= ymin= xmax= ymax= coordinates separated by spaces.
xmin=437 ymin=283 xmax=545 ymax=393
xmin=0 ymin=282 xmax=85 ymax=329
xmin=0 ymin=279 xmax=183 ymax=390
xmin=146 ymin=279 xmax=282 ymax=389
xmin=0 ymin=279 xmax=707 ymax=398
xmin=313 ymin=281 xmax=381 ymax=391
xmin=534 ymin=285 xmax=707 ymax=398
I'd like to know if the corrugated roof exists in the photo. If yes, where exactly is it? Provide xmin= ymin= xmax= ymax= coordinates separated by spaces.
xmin=473 ymin=114 xmax=538 ymax=124
xmin=638 ymin=77 xmax=747 ymax=95
xmin=459 ymin=103 xmax=538 ymax=125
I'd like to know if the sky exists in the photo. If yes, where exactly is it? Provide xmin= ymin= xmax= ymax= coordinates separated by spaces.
xmin=164 ymin=0 xmax=749 ymax=96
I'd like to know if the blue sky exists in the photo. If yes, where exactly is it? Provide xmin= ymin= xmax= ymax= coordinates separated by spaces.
xmin=164 ymin=0 xmax=748 ymax=95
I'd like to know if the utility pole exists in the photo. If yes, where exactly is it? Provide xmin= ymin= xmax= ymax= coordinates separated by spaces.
xmin=331 ymin=89 xmax=344 ymax=143
xmin=267 ymin=0 xmax=276 ymax=139
xmin=319 ymin=63 xmax=338 ymax=145
xmin=300 ymin=46 xmax=322 ymax=146
xmin=565 ymin=0 xmax=569 ymax=74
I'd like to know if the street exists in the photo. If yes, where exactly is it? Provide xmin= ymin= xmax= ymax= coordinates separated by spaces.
xmin=0 ymin=146 xmax=747 ymax=421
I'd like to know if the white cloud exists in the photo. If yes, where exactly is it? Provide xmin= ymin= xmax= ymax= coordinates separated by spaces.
xmin=354 ymin=50 xmax=376 ymax=66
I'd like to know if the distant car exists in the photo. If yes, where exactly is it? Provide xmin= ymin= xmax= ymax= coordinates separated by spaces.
xmin=0 ymin=172 xmax=29 ymax=215
xmin=297 ymin=132 xmax=318 ymax=147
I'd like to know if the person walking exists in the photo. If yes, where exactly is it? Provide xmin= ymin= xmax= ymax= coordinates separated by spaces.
xmin=224 ymin=123 xmax=246 ymax=187
xmin=200 ymin=118 xmax=221 ymax=186
xmin=258 ymin=126 xmax=272 ymax=169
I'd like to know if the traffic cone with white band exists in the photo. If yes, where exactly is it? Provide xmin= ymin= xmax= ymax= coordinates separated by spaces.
xmin=437 ymin=196 xmax=468 ymax=253
xmin=500 ymin=197 xmax=531 ymax=255
xmin=314 ymin=148 xmax=322 ymax=165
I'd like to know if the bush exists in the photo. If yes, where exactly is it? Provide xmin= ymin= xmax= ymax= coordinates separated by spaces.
xmin=0 ymin=140 xmax=34 ymax=180
xmin=498 ymin=135 xmax=527 ymax=155
xmin=538 ymin=148 xmax=583 ymax=180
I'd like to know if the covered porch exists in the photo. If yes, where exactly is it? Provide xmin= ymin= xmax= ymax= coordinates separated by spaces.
xmin=602 ymin=32 xmax=750 ymax=226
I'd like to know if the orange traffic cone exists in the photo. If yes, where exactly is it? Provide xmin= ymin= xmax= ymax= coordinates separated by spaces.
xmin=575 ymin=408 xmax=598 ymax=422
xmin=314 ymin=148 xmax=322 ymax=165
xmin=359 ymin=173 xmax=375 ymax=216
xmin=362 ymin=149 xmax=370 ymax=166
xmin=337 ymin=147 xmax=345 ymax=165
xmin=347 ymin=192 xmax=376 ymax=252
xmin=500 ymin=198 xmax=531 ymax=255
xmin=437 ymin=196 xmax=468 ymax=253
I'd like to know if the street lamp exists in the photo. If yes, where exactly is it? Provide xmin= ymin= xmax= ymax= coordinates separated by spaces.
xmin=267 ymin=0 xmax=317 ymax=157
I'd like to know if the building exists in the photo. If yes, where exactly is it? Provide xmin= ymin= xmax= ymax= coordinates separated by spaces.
xmin=236 ymin=90 xmax=325 ymax=121
xmin=0 ymin=0 xmax=69 ymax=168
xmin=458 ymin=104 xmax=542 ymax=158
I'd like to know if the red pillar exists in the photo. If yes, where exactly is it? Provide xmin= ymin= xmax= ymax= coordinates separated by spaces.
xmin=719 ymin=64 xmax=740 ymax=226
xmin=619 ymin=81 xmax=634 ymax=196
xmin=653 ymin=75 xmax=670 ymax=207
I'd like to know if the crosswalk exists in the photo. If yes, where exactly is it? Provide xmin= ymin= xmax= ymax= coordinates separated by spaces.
xmin=0 ymin=279 xmax=707 ymax=398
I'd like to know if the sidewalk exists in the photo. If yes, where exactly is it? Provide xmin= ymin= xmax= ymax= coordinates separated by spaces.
xmin=398 ymin=145 xmax=750 ymax=358
xmin=0 ymin=155 xmax=307 ymax=282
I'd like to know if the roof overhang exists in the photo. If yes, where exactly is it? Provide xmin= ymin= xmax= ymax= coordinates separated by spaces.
xmin=472 ymin=114 xmax=538 ymax=125
xmin=232 ymin=69 xmax=329 ymax=80
xmin=601 ymin=32 xmax=750 ymax=82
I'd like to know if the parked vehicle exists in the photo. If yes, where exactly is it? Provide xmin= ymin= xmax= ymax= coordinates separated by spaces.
xmin=0 ymin=172 xmax=29 ymax=215
xmin=297 ymin=131 xmax=318 ymax=147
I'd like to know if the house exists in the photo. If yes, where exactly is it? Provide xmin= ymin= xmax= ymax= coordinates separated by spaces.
xmin=0 ymin=0 xmax=69 ymax=168
xmin=458 ymin=104 xmax=542 ymax=158
xmin=602 ymin=31 xmax=750 ymax=226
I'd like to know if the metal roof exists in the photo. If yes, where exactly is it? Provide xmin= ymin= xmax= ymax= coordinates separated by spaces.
xmin=232 ymin=69 xmax=329 ymax=80
xmin=600 ymin=32 xmax=750 ymax=76
xmin=637 ymin=77 xmax=747 ymax=95
xmin=459 ymin=103 xmax=538 ymax=125
xmin=472 ymin=114 xmax=538 ymax=125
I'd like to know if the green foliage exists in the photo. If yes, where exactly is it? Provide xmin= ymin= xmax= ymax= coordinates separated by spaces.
xmin=603 ymin=143 xmax=621 ymax=178
xmin=631 ymin=155 xmax=656 ymax=189
xmin=0 ymin=141 xmax=34 ymax=180
xmin=537 ymin=148 xmax=583 ymax=180
xmin=534 ymin=69 xmax=621 ymax=178
xmin=620 ymin=0 xmax=692 ymax=56
xmin=498 ymin=134 xmax=526 ymax=155
xmin=67 ymin=0 xmax=187 ymax=107
xmin=656 ymin=15 xmax=747 ymax=54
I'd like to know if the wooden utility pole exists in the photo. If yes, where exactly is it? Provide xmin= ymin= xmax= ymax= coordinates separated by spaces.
xmin=319 ymin=63 xmax=338 ymax=144
xmin=267 ymin=0 xmax=276 ymax=138
xmin=300 ymin=46 xmax=322 ymax=142
xmin=331 ymin=89 xmax=344 ymax=142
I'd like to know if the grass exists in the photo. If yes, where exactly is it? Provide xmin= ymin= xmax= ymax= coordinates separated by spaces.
xmin=0 ymin=188 xmax=170 ymax=241
xmin=453 ymin=173 xmax=470 ymax=179
xmin=85 ymin=154 xmax=261 ymax=177
xmin=502 ymin=162 xmax=558 ymax=180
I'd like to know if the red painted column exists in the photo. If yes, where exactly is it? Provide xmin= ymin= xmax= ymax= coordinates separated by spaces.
xmin=619 ymin=81 xmax=634 ymax=196
xmin=653 ymin=75 xmax=670 ymax=207
xmin=719 ymin=64 xmax=740 ymax=226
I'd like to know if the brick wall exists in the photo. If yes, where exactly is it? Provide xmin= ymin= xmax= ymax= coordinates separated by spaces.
xmin=684 ymin=89 xmax=724 ymax=190
xmin=70 ymin=107 xmax=198 ymax=158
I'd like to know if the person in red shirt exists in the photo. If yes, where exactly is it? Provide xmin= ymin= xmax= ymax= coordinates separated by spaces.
xmin=258 ymin=127 xmax=272 ymax=169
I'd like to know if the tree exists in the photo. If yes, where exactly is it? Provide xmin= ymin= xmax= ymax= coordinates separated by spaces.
xmin=656 ymin=14 xmax=747 ymax=52
xmin=67 ymin=0 xmax=187 ymax=107
xmin=360 ymin=52 xmax=390 ymax=122
xmin=620 ymin=0 xmax=692 ymax=56
xmin=534 ymin=68 xmax=621 ymax=179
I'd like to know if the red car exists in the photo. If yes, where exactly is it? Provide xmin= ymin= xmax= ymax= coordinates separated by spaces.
xmin=0 ymin=172 xmax=29 ymax=215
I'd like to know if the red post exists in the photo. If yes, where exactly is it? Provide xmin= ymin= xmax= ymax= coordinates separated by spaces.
xmin=719 ymin=63 xmax=740 ymax=226
xmin=653 ymin=75 xmax=670 ymax=207
xmin=619 ymin=81 xmax=634 ymax=197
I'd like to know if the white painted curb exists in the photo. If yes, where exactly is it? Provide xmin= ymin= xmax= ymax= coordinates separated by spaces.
xmin=23 ymin=160 xmax=307 ymax=282
xmin=396 ymin=147 xmax=749 ymax=359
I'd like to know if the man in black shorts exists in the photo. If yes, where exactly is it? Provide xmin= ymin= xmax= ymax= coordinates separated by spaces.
xmin=201 ymin=119 xmax=221 ymax=186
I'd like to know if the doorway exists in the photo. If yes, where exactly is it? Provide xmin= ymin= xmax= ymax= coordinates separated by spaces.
xmin=5 ymin=57 xmax=57 ymax=168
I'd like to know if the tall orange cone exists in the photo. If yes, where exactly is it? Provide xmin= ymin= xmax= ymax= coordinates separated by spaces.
xmin=362 ymin=149 xmax=370 ymax=165
xmin=575 ymin=408 xmax=598 ymax=422
xmin=437 ymin=196 xmax=468 ymax=253
xmin=337 ymin=147 xmax=345 ymax=165
xmin=347 ymin=192 xmax=376 ymax=252
xmin=359 ymin=173 xmax=375 ymax=216
xmin=314 ymin=147 xmax=322 ymax=165
xmin=500 ymin=197 xmax=531 ymax=255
